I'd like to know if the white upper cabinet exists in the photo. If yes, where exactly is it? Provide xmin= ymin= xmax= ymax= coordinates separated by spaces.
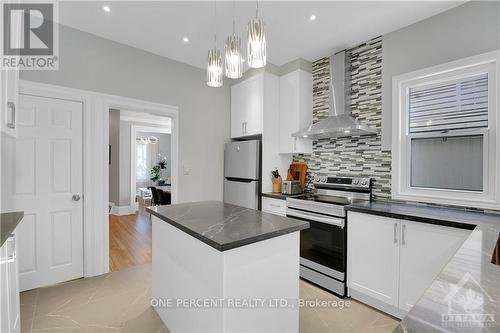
xmin=279 ymin=70 xmax=312 ymax=154
xmin=231 ymin=74 xmax=264 ymax=138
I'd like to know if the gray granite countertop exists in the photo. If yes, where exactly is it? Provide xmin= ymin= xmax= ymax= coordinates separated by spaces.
xmin=261 ymin=192 xmax=303 ymax=200
xmin=147 ymin=200 xmax=309 ymax=251
xmin=347 ymin=201 xmax=500 ymax=332
xmin=1 ymin=212 xmax=24 ymax=247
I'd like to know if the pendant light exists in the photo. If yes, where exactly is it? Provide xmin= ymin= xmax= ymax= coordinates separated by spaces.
xmin=224 ymin=2 xmax=242 ymax=79
xmin=247 ymin=1 xmax=266 ymax=69
xmin=207 ymin=0 xmax=223 ymax=87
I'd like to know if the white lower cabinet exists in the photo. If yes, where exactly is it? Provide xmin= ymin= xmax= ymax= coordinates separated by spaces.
xmin=261 ymin=197 xmax=287 ymax=217
xmin=347 ymin=211 xmax=470 ymax=318
xmin=398 ymin=220 xmax=469 ymax=312
xmin=0 ymin=233 xmax=20 ymax=333
xmin=347 ymin=213 xmax=400 ymax=308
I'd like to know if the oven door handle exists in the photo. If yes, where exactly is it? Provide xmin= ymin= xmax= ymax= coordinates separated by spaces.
xmin=287 ymin=210 xmax=344 ymax=228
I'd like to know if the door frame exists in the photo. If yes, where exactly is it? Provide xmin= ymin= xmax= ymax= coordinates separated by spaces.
xmin=130 ymin=125 xmax=171 ymax=210
xmin=19 ymin=80 xmax=179 ymax=277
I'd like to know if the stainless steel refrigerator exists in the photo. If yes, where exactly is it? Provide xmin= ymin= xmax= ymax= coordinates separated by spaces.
xmin=223 ymin=140 xmax=260 ymax=210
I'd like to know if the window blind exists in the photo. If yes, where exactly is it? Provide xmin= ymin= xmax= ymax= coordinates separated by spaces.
xmin=409 ymin=73 xmax=488 ymax=134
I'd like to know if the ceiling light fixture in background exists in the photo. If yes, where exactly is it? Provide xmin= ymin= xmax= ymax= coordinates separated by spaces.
xmin=247 ymin=1 xmax=266 ymax=69
xmin=183 ymin=37 xmax=189 ymax=43
xmin=207 ymin=0 xmax=223 ymax=87
xmin=309 ymin=14 xmax=316 ymax=21
xmin=103 ymin=5 xmax=110 ymax=13
xmin=225 ymin=1 xmax=242 ymax=79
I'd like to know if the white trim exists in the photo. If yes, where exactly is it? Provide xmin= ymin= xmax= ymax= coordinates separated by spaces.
xmin=18 ymin=79 xmax=180 ymax=278
xmin=130 ymin=124 xmax=171 ymax=210
xmin=120 ymin=110 xmax=172 ymax=127
xmin=392 ymin=50 xmax=500 ymax=210
xmin=110 ymin=205 xmax=136 ymax=216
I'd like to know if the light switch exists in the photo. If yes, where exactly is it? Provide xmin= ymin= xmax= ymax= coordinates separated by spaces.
xmin=183 ymin=165 xmax=190 ymax=175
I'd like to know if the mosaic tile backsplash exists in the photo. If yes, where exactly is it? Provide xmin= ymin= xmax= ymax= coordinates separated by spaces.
xmin=294 ymin=36 xmax=392 ymax=200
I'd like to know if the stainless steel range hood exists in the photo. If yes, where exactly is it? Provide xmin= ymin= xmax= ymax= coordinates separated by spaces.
xmin=292 ymin=51 xmax=379 ymax=140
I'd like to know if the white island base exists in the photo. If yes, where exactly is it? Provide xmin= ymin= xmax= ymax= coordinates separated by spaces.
xmin=152 ymin=216 xmax=300 ymax=333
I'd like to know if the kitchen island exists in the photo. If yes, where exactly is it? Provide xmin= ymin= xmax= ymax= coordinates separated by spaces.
xmin=147 ymin=201 xmax=309 ymax=333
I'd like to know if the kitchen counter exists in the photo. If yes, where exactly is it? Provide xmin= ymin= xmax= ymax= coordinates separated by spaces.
xmin=149 ymin=200 xmax=307 ymax=332
xmin=261 ymin=192 xmax=303 ymax=200
xmin=147 ymin=200 xmax=308 ymax=251
xmin=346 ymin=201 xmax=500 ymax=332
xmin=0 ymin=212 xmax=24 ymax=247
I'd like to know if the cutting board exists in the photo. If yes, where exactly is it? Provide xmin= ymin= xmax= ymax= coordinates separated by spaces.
xmin=287 ymin=162 xmax=308 ymax=192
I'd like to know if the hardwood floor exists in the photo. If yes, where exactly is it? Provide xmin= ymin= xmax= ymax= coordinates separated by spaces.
xmin=109 ymin=206 xmax=152 ymax=272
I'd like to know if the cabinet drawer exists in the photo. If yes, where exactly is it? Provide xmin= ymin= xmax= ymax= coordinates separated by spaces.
xmin=262 ymin=197 xmax=286 ymax=217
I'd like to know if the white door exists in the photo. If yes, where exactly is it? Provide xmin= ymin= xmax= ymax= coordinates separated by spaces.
xmin=243 ymin=74 xmax=263 ymax=136
xmin=3 ymin=94 xmax=84 ymax=291
xmin=230 ymin=80 xmax=247 ymax=138
xmin=230 ymin=74 xmax=263 ymax=138
xmin=347 ymin=212 xmax=400 ymax=307
xmin=398 ymin=221 xmax=470 ymax=312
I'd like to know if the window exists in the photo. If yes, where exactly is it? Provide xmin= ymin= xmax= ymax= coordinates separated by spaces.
xmin=392 ymin=51 xmax=499 ymax=209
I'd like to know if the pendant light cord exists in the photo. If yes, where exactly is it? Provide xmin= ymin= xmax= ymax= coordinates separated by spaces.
xmin=214 ymin=0 xmax=217 ymax=47
xmin=232 ymin=0 xmax=236 ymax=35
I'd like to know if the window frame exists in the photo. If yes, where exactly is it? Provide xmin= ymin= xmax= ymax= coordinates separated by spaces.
xmin=392 ymin=50 xmax=500 ymax=210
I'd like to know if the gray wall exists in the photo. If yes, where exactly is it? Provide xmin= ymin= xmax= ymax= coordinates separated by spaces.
xmin=21 ymin=24 xmax=230 ymax=204
xmin=381 ymin=1 xmax=500 ymax=149
xmin=108 ymin=109 xmax=120 ymax=205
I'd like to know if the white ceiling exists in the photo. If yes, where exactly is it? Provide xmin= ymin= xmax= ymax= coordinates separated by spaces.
xmin=58 ymin=1 xmax=465 ymax=69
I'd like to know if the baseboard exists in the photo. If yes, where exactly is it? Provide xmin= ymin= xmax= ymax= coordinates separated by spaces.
xmin=110 ymin=205 xmax=136 ymax=216
xmin=348 ymin=289 xmax=407 ymax=319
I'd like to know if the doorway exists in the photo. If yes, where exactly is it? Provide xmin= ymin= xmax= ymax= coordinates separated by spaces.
xmin=107 ymin=109 xmax=172 ymax=271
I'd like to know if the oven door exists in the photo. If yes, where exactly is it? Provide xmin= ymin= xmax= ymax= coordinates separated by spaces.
xmin=287 ymin=208 xmax=346 ymax=281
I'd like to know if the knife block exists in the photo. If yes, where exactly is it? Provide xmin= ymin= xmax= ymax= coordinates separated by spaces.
xmin=272 ymin=176 xmax=282 ymax=193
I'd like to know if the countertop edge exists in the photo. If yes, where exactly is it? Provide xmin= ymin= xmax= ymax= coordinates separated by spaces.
xmin=346 ymin=205 xmax=477 ymax=230
xmin=147 ymin=207 xmax=308 ymax=252
xmin=0 ymin=211 xmax=24 ymax=247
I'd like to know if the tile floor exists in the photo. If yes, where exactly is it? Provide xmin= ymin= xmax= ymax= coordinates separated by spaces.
xmin=21 ymin=263 xmax=399 ymax=333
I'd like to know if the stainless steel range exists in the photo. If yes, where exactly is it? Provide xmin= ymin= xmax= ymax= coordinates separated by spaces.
xmin=286 ymin=176 xmax=372 ymax=297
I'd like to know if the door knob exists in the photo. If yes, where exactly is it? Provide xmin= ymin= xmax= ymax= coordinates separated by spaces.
xmin=72 ymin=194 xmax=81 ymax=201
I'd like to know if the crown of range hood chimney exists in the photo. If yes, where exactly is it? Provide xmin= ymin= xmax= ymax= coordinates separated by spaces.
xmin=292 ymin=51 xmax=379 ymax=139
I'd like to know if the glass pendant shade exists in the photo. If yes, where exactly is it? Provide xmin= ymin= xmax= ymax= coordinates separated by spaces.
xmin=207 ymin=48 xmax=223 ymax=88
xmin=225 ymin=35 xmax=242 ymax=79
xmin=247 ymin=17 xmax=266 ymax=68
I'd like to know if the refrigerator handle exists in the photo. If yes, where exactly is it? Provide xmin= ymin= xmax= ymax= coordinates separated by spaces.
xmin=225 ymin=177 xmax=254 ymax=183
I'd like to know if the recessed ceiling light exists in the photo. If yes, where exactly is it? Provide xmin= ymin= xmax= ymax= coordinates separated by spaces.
xmin=309 ymin=14 xmax=317 ymax=21
xmin=103 ymin=5 xmax=111 ymax=13
xmin=183 ymin=37 xmax=189 ymax=43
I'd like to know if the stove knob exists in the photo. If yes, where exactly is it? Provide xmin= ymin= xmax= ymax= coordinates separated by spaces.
xmin=361 ymin=179 xmax=368 ymax=186
xmin=321 ymin=176 xmax=327 ymax=183
xmin=353 ymin=179 xmax=359 ymax=185
xmin=314 ymin=176 xmax=321 ymax=183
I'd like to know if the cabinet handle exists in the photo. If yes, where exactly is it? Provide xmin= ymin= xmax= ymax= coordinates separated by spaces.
xmin=294 ymin=137 xmax=297 ymax=151
xmin=269 ymin=203 xmax=281 ymax=208
xmin=244 ymin=122 xmax=247 ymax=135
xmin=393 ymin=223 xmax=398 ymax=243
xmin=7 ymin=102 xmax=16 ymax=129
xmin=402 ymin=224 xmax=406 ymax=245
